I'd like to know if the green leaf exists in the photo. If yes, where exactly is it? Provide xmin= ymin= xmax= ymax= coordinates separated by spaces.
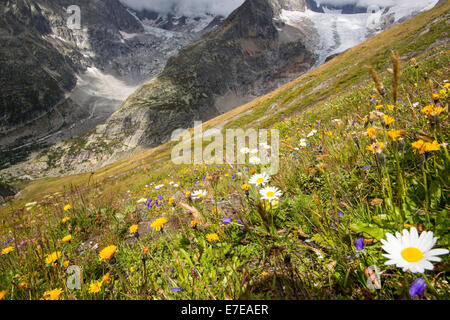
xmin=350 ymin=222 xmax=385 ymax=240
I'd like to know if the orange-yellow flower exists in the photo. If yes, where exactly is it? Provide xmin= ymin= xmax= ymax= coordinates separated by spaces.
xmin=383 ymin=115 xmax=395 ymax=126
xmin=387 ymin=130 xmax=405 ymax=142
xmin=412 ymin=140 xmax=440 ymax=154
xmin=102 ymin=273 xmax=112 ymax=284
xmin=150 ymin=217 xmax=168 ymax=232
xmin=89 ymin=281 xmax=102 ymax=294
xmin=0 ymin=290 xmax=7 ymax=300
xmin=206 ymin=233 xmax=219 ymax=242
xmin=1 ymin=246 xmax=14 ymax=255
xmin=241 ymin=184 xmax=251 ymax=191
xmin=45 ymin=251 xmax=62 ymax=264
xmin=61 ymin=217 xmax=70 ymax=224
xmin=62 ymin=235 xmax=72 ymax=242
xmin=376 ymin=105 xmax=384 ymax=110
xmin=43 ymin=288 xmax=63 ymax=300
xmin=191 ymin=220 xmax=198 ymax=228
xmin=64 ymin=205 xmax=72 ymax=211
xmin=99 ymin=245 xmax=117 ymax=261
xmin=129 ymin=224 xmax=138 ymax=234
xmin=387 ymin=105 xmax=395 ymax=111
xmin=367 ymin=127 xmax=377 ymax=139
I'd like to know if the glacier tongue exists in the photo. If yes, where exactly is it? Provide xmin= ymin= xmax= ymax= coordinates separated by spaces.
xmin=280 ymin=0 xmax=439 ymax=66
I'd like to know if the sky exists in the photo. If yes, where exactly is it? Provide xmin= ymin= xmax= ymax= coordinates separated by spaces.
xmin=119 ymin=0 xmax=245 ymax=17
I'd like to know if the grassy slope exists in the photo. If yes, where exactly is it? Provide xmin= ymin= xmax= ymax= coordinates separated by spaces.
xmin=0 ymin=1 xmax=448 ymax=300
xmin=5 ymin=0 xmax=449 ymax=207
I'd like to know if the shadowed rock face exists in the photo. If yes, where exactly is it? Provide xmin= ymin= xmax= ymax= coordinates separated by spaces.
xmin=94 ymin=0 xmax=316 ymax=153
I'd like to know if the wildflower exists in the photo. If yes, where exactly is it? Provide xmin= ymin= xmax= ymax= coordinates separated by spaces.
xmin=355 ymin=237 xmax=364 ymax=252
xmin=64 ymin=205 xmax=72 ymax=211
xmin=142 ymin=247 xmax=150 ymax=255
xmin=259 ymin=186 xmax=283 ymax=201
xmin=366 ymin=142 xmax=385 ymax=154
xmin=409 ymin=278 xmax=427 ymax=298
xmin=191 ymin=220 xmax=198 ymax=228
xmin=249 ymin=156 xmax=261 ymax=165
xmin=383 ymin=115 xmax=395 ymax=126
xmin=62 ymin=235 xmax=72 ymax=242
xmin=0 ymin=290 xmax=6 ymax=300
xmin=150 ymin=217 xmax=168 ymax=232
xmin=240 ymin=147 xmax=250 ymax=154
xmin=249 ymin=173 xmax=270 ymax=186
xmin=387 ymin=105 xmax=395 ymax=111
xmin=63 ymin=260 xmax=70 ymax=269
xmin=411 ymin=140 xmax=440 ymax=154
xmin=1 ymin=246 xmax=14 ymax=255
xmin=381 ymin=227 xmax=449 ymax=273
xmin=102 ymin=273 xmax=112 ymax=284
xmin=89 ymin=281 xmax=102 ymax=294
xmin=171 ymin=287 xmax=182 ymax=293
xmin=432 ymin=93 xmax=440 ymax=101
xmin=387 ymin=130 xmax=405 ymax=142
xmin=168 ymin=197 xmax=175 ymax=204
xmin=129 ymin=267 xmax=135 ymax=273
xmin=191 ymin=189 xmax=207 ymax=199
xmin=367 ymin=127 xmax=377 ymax=139
xmin=206 ymin=233 xmax=219 ymax=242
xmin=222 ymin=217 xmax=233 ymax=225
xmin=307 ymin=130 xmax=317 ymax=138
xmin=61 ymin=217 xmax=70 ymax=224
xmin=45 ymin=251 xmax=62 ymax=264
xmin=362 ymin=165 xmax=371 ymax=171
xmin=241 ymin=184 xmax=251 ymax=191
xmin=376 ymin=104 xmax=384 ymax=110
xmin=137 ymin=198 xmax=147 ymax=204
xmin=43 ymin=288 xmax=63 ymax=300
xmin=19 ymin=282 xmax=28 ymax=289
xmin=299 ymin=139 xmax=307 ymax=148
xmin=99 ymin=245 xmax=117 ymax=261
xmin=129 ymin=224 xmax=138 ymax=234
xmin=259 ymin=143 xmax=271 ymax=150
xmin=185 ymin=192 xmax=191 ymax=198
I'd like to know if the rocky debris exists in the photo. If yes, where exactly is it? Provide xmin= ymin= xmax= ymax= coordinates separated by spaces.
xmin=0 ymin=183 xmax=18 ymax=205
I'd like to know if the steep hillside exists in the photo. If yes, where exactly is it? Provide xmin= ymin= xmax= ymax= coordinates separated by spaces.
xmin=0 ymin=0 xmax=448 ymax=301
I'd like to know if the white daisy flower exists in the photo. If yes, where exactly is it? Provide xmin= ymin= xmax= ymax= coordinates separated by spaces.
xmin=259 ymin=186 xmax=283 ymax=201
xmin=137 ymin=198 xmax=147 ymax=204
xmin=192 ymin=189 xmax=208 ymax=199
xmin=249 ymin=173 xmax=270 ymax=186
xmin=307 ymin=130 xmax=317 ymax=138
xmin=299 ymin=139 xmax=307 ymax=148
xmin=381 ymin=227 xmax=449 ymax=273
xmin=259 ymin=143 xmax=271 ymax=150
xmin=155 ymin=184 xmax=165 ymax=190
xmin=240 ymin=147 xmax=250 ymax=154
xmin=250 ymin=148 xmax=259 ymax=154
xmin=249 ymin=156 xmax=261 ymax=165
xmin=173 ymin=184 xmax=179 ymax=188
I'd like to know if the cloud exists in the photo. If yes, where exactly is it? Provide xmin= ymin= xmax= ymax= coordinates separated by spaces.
xmin=119 ymin=0 xmax=245 ymax=17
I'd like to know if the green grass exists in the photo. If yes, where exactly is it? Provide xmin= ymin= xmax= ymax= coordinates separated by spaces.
xmin=0 ymin=1 xmax=449 ymax=300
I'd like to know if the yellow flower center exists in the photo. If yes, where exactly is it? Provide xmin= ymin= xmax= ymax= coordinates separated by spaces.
xmin=256 ymin=178 xmax=265 ymax=184
xmin=266 ymin=192 xmax=275 ymax=198
xmin=401 ymin=247 xmax=423 ymax=263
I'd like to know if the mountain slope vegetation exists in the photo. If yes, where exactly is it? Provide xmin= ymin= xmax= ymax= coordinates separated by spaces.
xmin=0 ymin=0 xmax=448 ymax=300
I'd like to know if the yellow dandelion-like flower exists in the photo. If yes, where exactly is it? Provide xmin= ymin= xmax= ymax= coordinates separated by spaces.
xmin=150 ymin=217 xmax=168 ymax=232
xmin=64 ymin=204 xmax=72 ymax=211
xmin=142 ymin=247 xmax=150 ymax=255
xmin=129 ymin=224 xmax=138 ymax=234
xmin=412 ymin=140 xmax=440 ymax=154
xmin=191 ymin=219 xmax=198 ymax=228
xmin=102 ymin=273 xmax=112 ymax=284
xmin=1 ymin=246 xmax=14 ymax=255
xmin=432 ymin=93 xmax=440 ymax=101
xmin=367 ymin=127 xmax=377 ymax=139
xmin=241 ymin=184 xmax=251 ymax=191
xmin=387 ymin=105 xmax=395 ymax=111
xmin=19 ymin=282 xmax=28 ymax=289
xmin=387 ymin=130 xmax=405 ymax=142
xmin=375 ymin=105 xmax=384 ymax=110
xmin=129 ymin=267 xmax=135 ymax=273
xmin=0 ymin=290 xmax=7 ymax=300
xmin=433 ymin=106 xmax=446 ymax=116
xmin=206 ymin=233 xmax=219 ymax=243
xmin=61 ymin=217 xmax=70 ymax=224
xmin=45 ymin=251 xmax=62 ymax=264
xmin=89 ymin=281 xmax=102 ymax=294
xmin=62 ymin=235 xmax=72 ymax=242
xmin=383 ymin=115 xmax=395 ymax=126
xmin=168 ymin=197 xmax=175 ymax=204
xmin=63 ymin=260 xmax=70 ymax=269
xmin=98 ymin=245 xmax=117 ymax=261
xmin=43 ymin=288 xmax=63 ymax=300
xmin=424 ymin=140 xmax=441 ymax=153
